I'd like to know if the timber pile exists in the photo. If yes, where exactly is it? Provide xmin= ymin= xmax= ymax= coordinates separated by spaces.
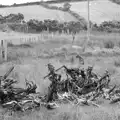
xmin=43 ymin=56 xmax=120 ymax=108
xmin=1 ymin=56 xmax=120 ymax=112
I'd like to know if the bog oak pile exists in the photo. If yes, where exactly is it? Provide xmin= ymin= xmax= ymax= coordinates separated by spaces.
xmin=1 ymin=57 xmax=120 ymax=112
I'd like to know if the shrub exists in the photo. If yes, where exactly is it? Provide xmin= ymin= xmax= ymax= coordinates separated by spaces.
xmin=63 ymin=2 xmax=71 ymax=11
xmin=103 ymin=40 xmax=114 ymax=49
xmin=118 ymin=41 xmax=120 ymax=48
xmin=114 ymin=58 xmax=120 ymax=67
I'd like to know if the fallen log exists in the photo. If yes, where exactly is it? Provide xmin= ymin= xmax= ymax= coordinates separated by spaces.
xmin=110 ymin=97 xmax=120 ymax=104
xmin=108 ymin=85 xmax=116 ymax=94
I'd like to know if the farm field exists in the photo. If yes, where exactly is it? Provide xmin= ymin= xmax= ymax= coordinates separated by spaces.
xmin=1 ymin=0 xmax=120 ymax=24
xmin=51 ymin=0 xmax=120 ymax=24
xmin=0 ymin=5 xmax=77 ymax=22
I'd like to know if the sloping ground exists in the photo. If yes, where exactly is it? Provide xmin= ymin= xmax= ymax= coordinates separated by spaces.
xmin=0 ymin=0 xmax=120 ymax=24
xmin=40 ymin=3 xmax=87 ymax=27
xmin=51 ymin=0 xmax=120 ymax=24
xmin=0 ymin=5 xmax=77 ymax=22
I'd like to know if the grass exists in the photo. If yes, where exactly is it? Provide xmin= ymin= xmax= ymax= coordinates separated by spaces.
xmin=0 ymin=5 xmax=77 ymax=22
xmin=51 ymin=0 xmax=120 ymax=24
xmin=1 ymin=31 xmax=120 ymax=120
xmin=114 ymin=58 xmax=120 ymax=67
xmin=2 ymin=0 xmax=120 ymax=25
xmin=3 ymin=31 xmax=120 ymax=62
xmin=103 ymin=40 xmax=115 ymax=49
xmin=0 ymin=105 xmax=120 ymax=120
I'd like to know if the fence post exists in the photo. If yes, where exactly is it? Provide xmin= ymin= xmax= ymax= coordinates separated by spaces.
xmin=1 ymin=40 xmax=7 ymax=61
xmin=1 ymin=40 xmax=4 ymax=61
xmin=4 ymin=40 xmax=7 ymax=61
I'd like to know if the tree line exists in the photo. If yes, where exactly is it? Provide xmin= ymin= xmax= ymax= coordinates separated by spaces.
xmin=110 ymin=0 xmax=120 ymax=5
xmin=27 ymin=19 xmax=87 ymax=33
xmin=0 ymin=13 xmax=24 ymax=23
xmin=1 ymin=13 xmax=120 ymax=33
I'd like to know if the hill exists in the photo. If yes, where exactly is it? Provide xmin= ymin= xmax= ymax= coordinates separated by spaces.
xmin=0 ymin=0 xmax=120 ymax=30
xmin=50 ymin=0 xmax=120 ymax=24
xmin=0 ymin=5 xmax=78 ymax=22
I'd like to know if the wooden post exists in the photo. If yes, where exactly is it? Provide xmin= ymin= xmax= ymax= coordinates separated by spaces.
xmin=1 ymin=40 xmax=7 ymax=61
xmin=62 ymin=30 xmax=64 ymax=34
xmin=71 ymin=32 xmax=76 ymax=51
xmin=67 ymin=29 xmax=70 ymax=34
xmin=4 ymin=40 xmax=7 ymax=61
xmin=1 ymin=40 xmax=4 ymax=61
xmin=47 ymin=27 xmax=49 ymax=33
xmin=51 ymin=32 xmax=53 ymax=38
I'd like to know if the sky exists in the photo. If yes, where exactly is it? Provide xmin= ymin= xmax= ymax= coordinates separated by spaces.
xmin=0 ymin=0 xmax=51 ymax=5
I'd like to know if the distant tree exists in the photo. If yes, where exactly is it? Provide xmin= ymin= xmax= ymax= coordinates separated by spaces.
xmin=13 ymin=3 xmax=17 ymax=6
xmin=18 ymin=13 xmax=24 ymax=21
xmin=63 ymin=2 xmax=71 ymax=11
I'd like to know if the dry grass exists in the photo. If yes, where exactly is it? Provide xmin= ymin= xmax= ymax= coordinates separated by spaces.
xmin=0 ymin=5 xmax=77 ymax=22
xmin=114 ymin=58 xmax=120 ymax=67
xmin=51 ymin=0 xmax=120 ymax=24
xmin=0 ymin=105 xmax=120 ymax=120
xmin=103 ymin=40 xmax=115 ymax=49
xmin=1 ymin=0 xmax=120 ymax=24
xmin=1 ymin=32 xmax=120 ymax=120
xmin=5 ymin=31 xmax=120 ymax=62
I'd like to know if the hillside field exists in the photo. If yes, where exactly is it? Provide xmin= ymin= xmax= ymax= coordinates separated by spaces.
xmin=50 ymin=0 xmax=120 ymax=24
xmin=0 ymin=5 xmax=77 ymax=22
xmin=0 ymin=0 xmax=120 ymax=24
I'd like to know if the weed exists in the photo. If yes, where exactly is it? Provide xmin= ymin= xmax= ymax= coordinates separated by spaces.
xmin=103 ymin=40 xmax=115 ymax=49
xmin=114 ymin=58 xmax=120 ymax=67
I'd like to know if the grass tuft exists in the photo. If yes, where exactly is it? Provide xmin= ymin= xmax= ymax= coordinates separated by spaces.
xmin=114 ymin=58 xmax=120 ymax=67
xmin=103 ymin=40 xmax=115 ymax=49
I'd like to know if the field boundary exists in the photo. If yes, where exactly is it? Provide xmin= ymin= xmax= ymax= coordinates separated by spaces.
xmin=40 ymin=2 xmax=87 ymax=26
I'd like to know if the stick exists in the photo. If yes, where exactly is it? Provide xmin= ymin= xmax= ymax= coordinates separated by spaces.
xmin=108 ymin=85 xmax=116 ymax=94
xmin=2 ymin=66 xmax=14 ymax=81
xmin=43 ymin=66 xmax=64 ymax=79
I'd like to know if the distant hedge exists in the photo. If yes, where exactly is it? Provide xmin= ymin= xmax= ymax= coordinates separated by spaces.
xmin=26 ymin=19 xmax=87 ymax=33
xmin=110 ymin=0 xmax=120 ymax=5
xmin=1 ymin=13 xmax=120 ymax=33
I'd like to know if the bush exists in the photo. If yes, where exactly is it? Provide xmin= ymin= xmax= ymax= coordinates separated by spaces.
xmin=103 ymin=40 xmax=114 ymax=49
xmin=63 ymin=2 xmax=71 ymax=11
xmin=114 ymin=58 xmax=120 ymax=67
xmin=118 ymin=41 xmax=120 ymax=48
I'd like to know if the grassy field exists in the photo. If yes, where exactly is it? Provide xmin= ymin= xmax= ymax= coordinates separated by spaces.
xmin=0 ymin=31 xmax=120 ymax=119
xmin=1 ymin=0 xmax=120 ymax=119
xmin=51 ymin=0 xmax=120 ymax=24
xmin=1 ymin=0 xmax=120 ymax=24
xmin=0 ymin=5 xmax=77 ymax=22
